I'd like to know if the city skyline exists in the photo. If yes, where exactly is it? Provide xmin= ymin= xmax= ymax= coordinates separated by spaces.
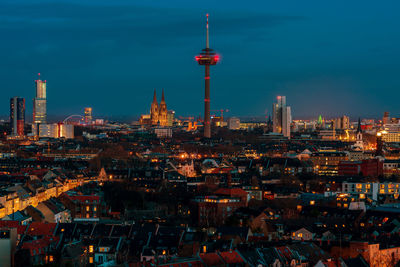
xmin=1 ymin=1 xmax=400 ymax=119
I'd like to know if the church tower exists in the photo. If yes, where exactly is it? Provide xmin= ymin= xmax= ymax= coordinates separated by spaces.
xmin=150 ymin=89 xmax=159 ymax=125
xmin=158 ymin=89 xmax=168 ymax=126
xmin=354 ymin=117 xmax=364 ymax=151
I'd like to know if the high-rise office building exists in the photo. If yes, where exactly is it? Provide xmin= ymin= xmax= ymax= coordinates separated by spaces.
xmin=167 ymin=110 xmax=175 ymax=127
xmin=33 ymin=75 xmax=47 ymax=135
xmin=10 ymin=97 xmax=25 ymax=137
xmin=84 ymin=107 xmax=93 ymax=124
xmin=333 ymin=115 xmax=350 ymax=129
xmin=383 ymin=111 xmax=390 ymax=125
xmin=272 ymin=96 xmax=291 ymax=139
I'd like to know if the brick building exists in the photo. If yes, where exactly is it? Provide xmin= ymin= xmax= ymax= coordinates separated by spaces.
xmin=338 ymin=159 xmax=383 ymax=177
xmin=192 ymin=188 xmax=248 ymax=226
xmin=59 ymin=192 xmax=101 ymax=220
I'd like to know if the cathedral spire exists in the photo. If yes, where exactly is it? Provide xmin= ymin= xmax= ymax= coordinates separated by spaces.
xmin=161 ymin=89 xmax=165 ymax=103
xmin=153 ymin=89 xmax=157 ymax=103
xmin=150 ymin=89 xmax=159 ymax=125
xmin=158 ymin=89 xmax=167 ymax=126
xmin=356 ymin=117 xmax=362 ymax=133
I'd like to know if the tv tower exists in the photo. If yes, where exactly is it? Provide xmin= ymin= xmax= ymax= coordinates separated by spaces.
xmin=196 ymin=14 xmax=220 ymax=138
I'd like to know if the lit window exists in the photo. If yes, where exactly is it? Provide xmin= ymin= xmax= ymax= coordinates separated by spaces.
xmin=94 ymin=206 xmax=97 ymax=212
xmin=89 ymin=245 xmax=94 ymax=253
xmin=86 ymin=206 xmax=90 ymax=212
xmin=89 ymin=257 xmax=93 ymax=264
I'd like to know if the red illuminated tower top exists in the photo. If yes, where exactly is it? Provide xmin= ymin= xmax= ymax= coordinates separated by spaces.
xmin=196 ymin=14 xmax=219 ymax=138
xmin=195 ymin=14 xmax=220 ymax=65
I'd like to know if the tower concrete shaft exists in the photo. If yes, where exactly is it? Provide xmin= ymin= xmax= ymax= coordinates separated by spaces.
xmin=204 ymin=65 xmax=211 ymax=138
xmin=196 ymin=14 xmax=219 ymax=138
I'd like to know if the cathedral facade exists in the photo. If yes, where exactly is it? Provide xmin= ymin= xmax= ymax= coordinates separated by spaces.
xmin=150 ymin=89 xmax=168 ymax=126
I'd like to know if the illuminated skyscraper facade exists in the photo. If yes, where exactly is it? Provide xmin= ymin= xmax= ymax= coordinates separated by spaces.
xmin=10 ymin=97 xmax=25 ymax=137
xmin=33 ymin=76 xmax=47 ymax=124
xmin=84 ymin=107 xmax=93 ymax=124
xmin=383 ymin=111 xmax=390 ymax=125
xmin=333 ymin=115 xmax=350 ymax=129
xmin=272 ymin=96 xmax=291 ymax=139
xmin=39 ymin=123 xmax=74 ymax=139
xmin=167 ymin=110 xmax=175 ymax=127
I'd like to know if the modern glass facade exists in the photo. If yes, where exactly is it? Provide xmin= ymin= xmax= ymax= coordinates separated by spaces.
xmin=33 ymin=79 xmax=47 ymax=125
xmin=10 ymin=97 xmax=25 ymax=136
xmin=272 ymin=96 xmax=291 ymax=139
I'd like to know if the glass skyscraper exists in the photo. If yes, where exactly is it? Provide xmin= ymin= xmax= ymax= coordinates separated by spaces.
xmin=272 ymin=96 xmax=291 ymax=139
xmin=10 ymin=97 xmax=25 ymax=137
xmin=33 ymin=79 xmax=47 ymax=124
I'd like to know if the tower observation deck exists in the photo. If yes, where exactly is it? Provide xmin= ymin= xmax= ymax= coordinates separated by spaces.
xmin=195 ymin=14 xmax=220 ymax=138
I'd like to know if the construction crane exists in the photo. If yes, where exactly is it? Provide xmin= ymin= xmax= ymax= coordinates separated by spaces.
xmin=211 ymin=109 xmax=229 ymax=124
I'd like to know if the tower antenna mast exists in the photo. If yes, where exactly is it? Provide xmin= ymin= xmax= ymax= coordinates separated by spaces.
xmin=195 ymin=14 xmax=220 ymax=138
xmin=206 ymin=14 xmax=209 ymax=49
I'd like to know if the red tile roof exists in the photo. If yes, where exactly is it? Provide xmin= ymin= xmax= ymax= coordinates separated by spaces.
xmin=219 ymin=251 xmax=245 ymax=264
xmin=22 ymin=236 xmax=59 ymax=256
xmin=275 ymin=246 xmax=295 ymax=262
xmin=27 ymin=222 xmax=56 ymax=236
xmin=0 ymin=220 xmax=19 ymax=228
xmin=17 ymin=225 xmax=27 ymax=235
xmin=215 ymin=188 xmax=248 ymax=197
xmin=200 ymin=253 xmax=224 ymax=266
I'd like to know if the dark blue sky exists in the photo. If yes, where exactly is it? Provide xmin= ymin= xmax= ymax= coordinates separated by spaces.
xmin=1 ymin=0 xmax=400 ymax=120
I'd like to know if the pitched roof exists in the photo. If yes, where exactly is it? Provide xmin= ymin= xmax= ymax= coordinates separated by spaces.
xmin=219 ymin=250 xmax=245 ymax=264
xmin=22 ymin=235 xmax=59 ymax=256
xmin=3 ymin=211 xmax=31 ymax=222
xmin=199 ymin=253 xmax=224 ymax=266
xmin=0 ymin=220 xmax=19 ymax=228
xmin=26 ymin=222 xmax=56 ymax=236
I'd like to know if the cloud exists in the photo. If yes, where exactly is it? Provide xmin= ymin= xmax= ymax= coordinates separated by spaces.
xmin=0 ymin=2 xmax=305 ymax=71
xmin=0 ymin=2 xmax=305 ymax=44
